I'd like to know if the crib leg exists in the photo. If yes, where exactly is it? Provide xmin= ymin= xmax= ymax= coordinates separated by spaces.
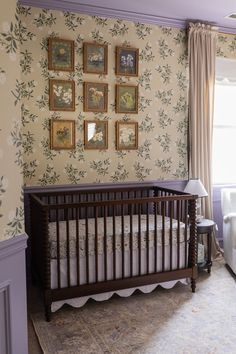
xmin=191 ymin=278 xmax=196 ymax=293
xmin=45 ymin=305 xmax=52 ymax=322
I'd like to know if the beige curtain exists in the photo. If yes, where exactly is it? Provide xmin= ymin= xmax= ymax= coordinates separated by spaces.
xmin=188 ymin=22 xmax=221 ymax=257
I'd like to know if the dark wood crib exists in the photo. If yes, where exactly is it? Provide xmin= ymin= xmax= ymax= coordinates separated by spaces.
xmin=29 ymin=184 xmax=197 ymax=321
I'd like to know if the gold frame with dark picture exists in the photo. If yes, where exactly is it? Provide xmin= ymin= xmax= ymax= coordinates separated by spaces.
xmin=84 ymin=120 xmax=108 ymax=150
xmin=50 ymin=119 xmax=75 ymax=150
xmin=49 ymin=79 xmax=75 ymax=111
xmin=83 ymin=42 xmax=108 ymax=75
xmin=48 ymin=38 xmax=74 ymax=72
xmin=116 ymin=46 xmax=139 ymax=77
xmin=116 ymin=84 xmax=138 ymax=114
xmin=116 ymin=121 xmax=138 ymax=150
xmin=83 ymin=82 xmax=108 ymax=112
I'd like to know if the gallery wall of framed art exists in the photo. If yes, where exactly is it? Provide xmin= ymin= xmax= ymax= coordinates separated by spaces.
xmin=47 ymin=36 xmax=140 ymax=151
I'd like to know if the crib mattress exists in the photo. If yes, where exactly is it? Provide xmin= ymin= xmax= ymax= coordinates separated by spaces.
xmin=49 ymin=214 xmax=189 ymax=259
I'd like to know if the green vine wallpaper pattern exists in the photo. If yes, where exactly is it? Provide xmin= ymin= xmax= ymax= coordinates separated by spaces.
xmin=19 ymin=6 xmax=189 ymax=186
xmin=0 ymin=2 xmax=24 ymax=240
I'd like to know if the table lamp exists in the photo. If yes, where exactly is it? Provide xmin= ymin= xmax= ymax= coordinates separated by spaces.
xmin=184 ymin=178 xmax=208 ymax=222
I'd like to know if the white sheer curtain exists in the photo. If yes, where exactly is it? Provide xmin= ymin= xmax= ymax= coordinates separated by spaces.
xmin=188 ymin=23 xmax=220 ymax=256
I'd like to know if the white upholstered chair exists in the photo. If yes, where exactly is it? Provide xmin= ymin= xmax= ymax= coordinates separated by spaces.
xmin=221 ymin=188 xmax=236 ymax=274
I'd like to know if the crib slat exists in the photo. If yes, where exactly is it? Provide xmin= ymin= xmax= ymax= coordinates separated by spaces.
xmin=130 ymin=204 xmax=133 ymax=277
xmin=66 ymin=208 xmax=71 ymax=287
xmin=85 ymin=207 xmax=89 ymax=284
xmin=121 ymin=203 xmax=125 ymax=279
xmin=113 ymin=205 xmax=116 ymax=280
xmin=56 ymin=196 xmax=61 ymax=289
xmin=76 ymin=207 xmax=80 ymax=286
xmin=95 ymin=206 xmax=98 ymax=283
xmin=138 ymin=203 xmax=141 ymax=276
xmin=104 ymin=205 xmax=108 ymax=282
xmin=154 ymin=202 xmax=157 ymax=273
xmin=146 ymin=203 xmax=149 ymax=274
xmin=161 ymin=201 xmax=165 ymax=272
xmin=177 ymin=200 xmax=180 ymax=269
xmin=184 ymin=200 xmax=188 ymax=268
xmin=169 ymin=201 xmax=173 ymax=271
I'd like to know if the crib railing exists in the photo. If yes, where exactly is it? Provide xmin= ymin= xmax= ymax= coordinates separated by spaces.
xmin=30 ymin=186 xmax=197 ymax=321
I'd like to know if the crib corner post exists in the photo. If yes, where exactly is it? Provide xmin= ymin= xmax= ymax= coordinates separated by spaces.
xmin=44 ymin=289 xmax=52 ymax=322
xmin=188 ymin=197 xmax=197 ymax=266
xmin=45 ymin=305 xmax=52 ymax=322
xmin=188 ymin=197 xmax=198 ymax=292
xmin=191 ymin=265 xmax=198 ymax=293
xmin=191 ymin=278 xmax=196 ymax=293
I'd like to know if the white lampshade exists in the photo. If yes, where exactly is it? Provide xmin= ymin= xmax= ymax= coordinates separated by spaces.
xmin=184 ymin=178 xmax=208 ymax=198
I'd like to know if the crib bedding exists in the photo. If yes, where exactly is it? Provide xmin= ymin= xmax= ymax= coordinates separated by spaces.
xmin=49 ymin=214 xmax=189 ymax=259
xmin=50 ymin=243 xmax=189 ymax=312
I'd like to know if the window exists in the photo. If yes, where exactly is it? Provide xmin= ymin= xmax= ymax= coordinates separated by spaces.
xmin=213 ymin=58 xmax=236 ymax=184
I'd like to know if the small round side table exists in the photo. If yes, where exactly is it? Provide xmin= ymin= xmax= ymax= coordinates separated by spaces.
xmin=196 ymin=218 xmax=215 ymax=274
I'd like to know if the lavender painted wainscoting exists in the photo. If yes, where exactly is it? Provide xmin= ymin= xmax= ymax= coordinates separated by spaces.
xmin=0 ymin=234 xmax=28 ymax=354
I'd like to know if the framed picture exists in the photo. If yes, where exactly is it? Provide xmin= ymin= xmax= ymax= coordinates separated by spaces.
xmin=49 ymin=79 xmax=75 ymax=111
xmin=48 ymin=38 xmax=74 ymax=72
xmin=84 ymin=120 xmax=108 ymax=150
xmin=116 ymin=121 xmax=138 ymax=150
xmin=84 ymin=82 xmax=108 ymax=112
xmin=83 ymin=42 xmax=108 ymax=74
xmin=116 ymin=46 xmax=139 ymax=76
xmin=50 ymin=119 xmax=75 ymax=150
xmin=116 ymin=85 xmax=138 ymax=114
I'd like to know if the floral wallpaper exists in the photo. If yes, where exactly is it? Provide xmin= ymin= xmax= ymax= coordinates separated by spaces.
xmin=19 ymin=6 xmax=189 ymax=186
xmin=0 ymin=1 xmax=25 ymax=240
xmin=217 ymin=34 xmax=236 ymax=59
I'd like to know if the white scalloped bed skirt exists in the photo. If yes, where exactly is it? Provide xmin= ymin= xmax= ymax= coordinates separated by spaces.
xmin=51 ymin=243 xmax=189 ymax=312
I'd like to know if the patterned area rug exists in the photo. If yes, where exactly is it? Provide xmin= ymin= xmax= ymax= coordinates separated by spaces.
xmin=31 ymin=258 xmax=236 ymax=354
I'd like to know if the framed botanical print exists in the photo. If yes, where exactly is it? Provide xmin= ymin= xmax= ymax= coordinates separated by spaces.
xmin=83 ymin=42 xmax=108 ymax=74
xmin=116 ymin=46 xmax=139 ymax=76
xmin=116 ymin=85 xmax=138 ymax=114
xmin=48 ymin=38 xmax=74 ymax=71
xmin=116 ymin=121 xmax=138 ymax=150
xmin=83 ymin=82 xmax=108 ymax=112
xmin=50 ymin=119 xmax=75 ymax=150
xmin=49 ymin=79 xmax=75 ymax=111
xmin=84 ymin=120 xmax=108 ymax=150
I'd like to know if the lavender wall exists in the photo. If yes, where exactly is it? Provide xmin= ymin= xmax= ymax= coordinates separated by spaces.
xmin=0 ymin=234 xmax=28 ymax=354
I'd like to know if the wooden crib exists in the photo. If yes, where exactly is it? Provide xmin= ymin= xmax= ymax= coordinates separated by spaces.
xmin=29 ymin=184 xmax=197 ymax=321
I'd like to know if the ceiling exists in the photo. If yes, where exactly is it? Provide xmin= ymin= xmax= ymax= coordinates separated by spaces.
xmin=19 ymin=0 xmax=236 ymax=34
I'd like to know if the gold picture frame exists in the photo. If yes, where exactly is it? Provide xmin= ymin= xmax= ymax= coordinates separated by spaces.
xmin=83 ymin=82 xmax=108 ymax=112
xmin=84 ymin=120 xmax=108 ymax=150
xmin=49 ymin=79 xmax=75 ymax=111
xmin=116 ymin=84 xmax=138 ymax=114
xmin=83 ymin=42 xmax=108 ymax=74
xmin=116 ymin=46 xmax=139 ymax=76
xmin=116 ymin=121 xmax=138 ymax=150
xmin=48 ymin=38 xmax=74 ymax=72
xmin=50 ymin=119 xmax=75 ymax=150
